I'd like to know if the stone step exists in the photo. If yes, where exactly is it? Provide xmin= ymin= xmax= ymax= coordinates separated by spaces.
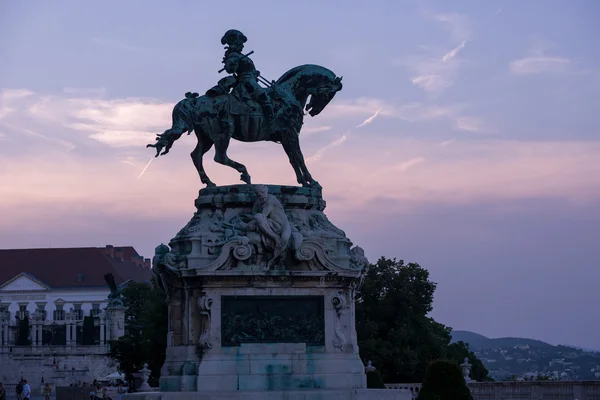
xmin=123 ymin=389 xmax=411 ymax=400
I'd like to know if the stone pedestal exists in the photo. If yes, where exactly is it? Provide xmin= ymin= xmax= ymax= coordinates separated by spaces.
xmin=153 ymin=185 xmax=370 ymax=394
xmin=106 ymin=305 xmax=126 ymax=340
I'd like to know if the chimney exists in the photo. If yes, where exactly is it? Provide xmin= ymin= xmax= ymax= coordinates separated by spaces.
xmin=137 ymin=255 xmax=144 ymax=266
xmin=105 ymin=245 xmax=114 ymax=258
xmin=114 ymin=247 xmax=124 ymax=261
xmin=144 ymin=258 xmax=152 ymax=269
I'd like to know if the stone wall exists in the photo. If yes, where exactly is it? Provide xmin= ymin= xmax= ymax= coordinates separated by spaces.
xmin=385 ymin=381 xmax=600 ymax=399
xmin=0 ymin=345 xmax=116 ymax=388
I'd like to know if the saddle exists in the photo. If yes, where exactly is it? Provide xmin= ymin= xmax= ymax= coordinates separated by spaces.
xmin=228 ymin=95 xmax=263 ymax=116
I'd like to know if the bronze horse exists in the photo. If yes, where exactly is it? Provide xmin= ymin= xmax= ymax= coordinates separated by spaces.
xmin=147 ymin=64 xmax=343 ymax=188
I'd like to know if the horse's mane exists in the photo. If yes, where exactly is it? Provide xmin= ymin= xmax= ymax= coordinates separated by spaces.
xmin=276 ymin=64 xmax=337 ymax=85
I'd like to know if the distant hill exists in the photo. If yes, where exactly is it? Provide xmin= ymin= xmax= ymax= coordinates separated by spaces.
xmin=451 ymin=330 xmax=554 ymax=350
xmin=451 ymin=330 xmax=600 ymax=380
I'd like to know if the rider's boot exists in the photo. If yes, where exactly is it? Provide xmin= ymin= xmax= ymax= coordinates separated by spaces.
xmin=258 ymin=92 xmax=275 ymax=121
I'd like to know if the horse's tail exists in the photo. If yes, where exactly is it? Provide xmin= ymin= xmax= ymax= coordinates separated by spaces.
xmin=172 ymin=98 xmax=196 ymax=135
xmin=147 ymin=98 xmax=196 ymax=156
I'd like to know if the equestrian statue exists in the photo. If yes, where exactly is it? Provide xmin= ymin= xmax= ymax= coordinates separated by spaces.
xmin=146 ymin=29 xmax=343 ymax=188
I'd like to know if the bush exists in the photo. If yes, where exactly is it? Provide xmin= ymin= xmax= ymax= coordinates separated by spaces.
xmin=366 ymin=370 xmax=385 ymax=389
xmin=417 ymin=359 xmax=472 ymax=400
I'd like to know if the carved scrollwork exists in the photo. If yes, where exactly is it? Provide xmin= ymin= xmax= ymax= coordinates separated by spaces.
xmin=295 ymin=242 xmax=317 ymax=261
xmin=198 ymin=295 xmax=213 ymax=312
xmin=232 ymin=242 xmax=253 ymax=261
xmin=332 ymin=292 xmax=347 ymax=311
xmin=294 ymin=239 xmax=343 ymax=272
xmin=197 ymin=294 xmax=214 ymax=349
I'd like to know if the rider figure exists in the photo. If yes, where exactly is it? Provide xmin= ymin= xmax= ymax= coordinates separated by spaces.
xmin=215 ymin=29 xmax=274 ymax=120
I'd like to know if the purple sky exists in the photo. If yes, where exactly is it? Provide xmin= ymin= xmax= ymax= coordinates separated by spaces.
xmin=1 ymin=1 xmax=599 ymax=349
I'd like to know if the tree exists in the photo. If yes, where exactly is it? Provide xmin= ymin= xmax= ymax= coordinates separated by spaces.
xmin=356 ymin=257 xmax=490 ymax=384
xmin=109 ymin=279 xmax=167 ymax=386
xmin=417 ymin=359 xmax=473 ymax=400
xmin=446 ymin=341 xmax=493 ymax=381
xmin=356 ymin=257 xmax=452 ymax=383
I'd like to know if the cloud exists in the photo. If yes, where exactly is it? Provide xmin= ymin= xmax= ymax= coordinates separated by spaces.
xmin=392 ymin=157 xmax=426 ymax=172
xmin=454 ymin=117 xmax=483 ymax=133
xmin=355 ymin=110 xmax=380 ymax=128
xmin=0 ymin=89 xmax=174 ymax=149
xmin=407 ymin=40 xmax=467 ymax=94
xmin=307 ymin=110 xmax=381 ymax=163
xmin=411 ymin=74 xmax=453 ymax=93
xmin=3 ymin=88 xmax=596 ymax=228
xmin=442 ymin=41 xmax=466 ymax=62
xmin=327 ymin=98 xmax=483 ymax=132
xmin=439 ymin=139 xmax=456 ymax=147
xmin=510 ymin=56 xmax=571 ymax=75
xmin=301 ymin=125 xmax=332 ymax=136
xmin=509 ymin=45 xmax=571 ymax=75
xmin=1 ymin=86 xmax=599 ymax=241
xmin=306 ymin=132 xmax=348 ymax=163
xmin=0 ymin=89 xmax=34 ymax=119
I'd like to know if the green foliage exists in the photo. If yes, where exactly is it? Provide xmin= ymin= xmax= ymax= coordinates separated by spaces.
xmin=109 ymin=279 xmax=167 ymax=386
xmin=366 ymin=370 xmax=386 ymax=389
xmin=525 ymin=373 xmax=554 ymax=381
xmin=417 ymin=359 xmax=473 ymax=400
xmin=356 ymin=257 xmax=491 ymax=384
xmin=446 ymin=341 xmax=493 ymax=381
xmin=16 ymin=316 xmax=31 ymax=346
xmin=81 ymin=316 xmax=96 ymax=345
xmin=356 ymin=257 xmax=452 ymax=383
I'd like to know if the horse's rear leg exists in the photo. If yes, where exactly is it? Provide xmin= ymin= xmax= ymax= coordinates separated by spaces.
xmin=213 ymin=136 xmax=252 ymax=184
xmin=191 ymin=131 xmax=215 ymax=187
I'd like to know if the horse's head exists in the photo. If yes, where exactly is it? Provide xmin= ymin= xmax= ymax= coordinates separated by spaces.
xmin=305 ymin=76 xmax=343 ymax=117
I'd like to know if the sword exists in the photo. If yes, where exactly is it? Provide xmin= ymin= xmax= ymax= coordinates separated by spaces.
xmin=218 ymin=50 xmax=254 ymax=73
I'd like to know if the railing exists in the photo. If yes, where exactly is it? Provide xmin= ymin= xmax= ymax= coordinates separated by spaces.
xmin=1 ymin=345 xmax=109 ymax=356
xmin=385 ymin=383 xmax=421 ymax=397
xmin=386 ymin=381 xmax=600 ymax=400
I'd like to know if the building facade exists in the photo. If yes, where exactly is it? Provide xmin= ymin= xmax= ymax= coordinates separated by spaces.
xmin=0 ymin=245 xmax=153 ymax=387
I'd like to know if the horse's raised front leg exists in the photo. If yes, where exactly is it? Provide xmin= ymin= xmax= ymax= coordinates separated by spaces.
xmin=213 ymin=136 xmax=252 ymax=184
xmin=191 ymin=130 xmax=215 ymax=187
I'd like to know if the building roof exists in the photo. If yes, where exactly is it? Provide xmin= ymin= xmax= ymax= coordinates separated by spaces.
xmin=0 ymin=245 xmax=153 ymax=289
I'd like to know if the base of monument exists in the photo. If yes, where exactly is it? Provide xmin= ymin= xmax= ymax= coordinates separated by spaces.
xmin=123 ymin=389 xmax=410 ymax=400
xmin=160 ymin=344 xmax=367 ymax=392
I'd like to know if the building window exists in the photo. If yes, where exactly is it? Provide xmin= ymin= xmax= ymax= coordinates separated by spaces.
xmin=17 ymin=304 xmax=28 ymax=320
xmin=73 ymin=303 xmax=83 ymax=320
xmin=90 ymin=303 xmax=101 ymax=317
xmin=36 ymin=303 xmax=47 ymax=320
xmin=53 ymin=304 xmax=65 ymax=321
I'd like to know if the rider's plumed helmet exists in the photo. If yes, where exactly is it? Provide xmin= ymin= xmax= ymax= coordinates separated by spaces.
xmin=221 ymin=29 xmax=247 ymax=46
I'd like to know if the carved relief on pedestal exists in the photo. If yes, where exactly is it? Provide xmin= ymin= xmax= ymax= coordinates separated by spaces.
xmin=169 ymin=289 xmax=184 ymax=346
xmin=197 ymin=293 xmax=213 ymax=350
xmin=151 ymin=185 xmax=362 ymax=275
xmin=331 ymin=291 xmax=348 ymax=352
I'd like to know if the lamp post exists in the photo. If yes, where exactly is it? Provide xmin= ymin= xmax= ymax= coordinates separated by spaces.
xmin=20 ymin=368 xmax=23 ymax=381
xmin=53 ymin=352 xmax=56 ymax=364
xmin=41 ymin=369 xmax=44 ymax=384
